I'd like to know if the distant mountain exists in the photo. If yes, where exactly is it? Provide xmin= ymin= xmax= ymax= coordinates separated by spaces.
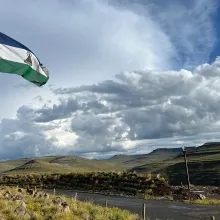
xmin=0 ymin=142 xmax=219 ymax=186
xmin=149 ymin=148 xmax=182 ymax=154
xmin=202 ymin=142 xmax=220 ymax=146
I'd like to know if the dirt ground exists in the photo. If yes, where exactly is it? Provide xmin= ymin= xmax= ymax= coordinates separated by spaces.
xmin=152 ymin=182 xmax=220 ymax=201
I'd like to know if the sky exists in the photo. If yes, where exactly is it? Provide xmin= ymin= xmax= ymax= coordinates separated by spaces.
xmin=0 ymin=0 xmax=220 ymax=160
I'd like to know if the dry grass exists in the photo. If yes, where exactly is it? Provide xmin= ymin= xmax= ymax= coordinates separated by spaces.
xmin=0 ymin=186 xmax=139 ymax=220
xmin=184 ymin=199 xmax=220 ymax=205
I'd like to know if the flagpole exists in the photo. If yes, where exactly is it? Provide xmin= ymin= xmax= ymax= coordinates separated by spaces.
xmin=182 ymin=146 xmax=191 ymax=191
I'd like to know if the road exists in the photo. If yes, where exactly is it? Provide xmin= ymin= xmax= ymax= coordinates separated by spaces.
xmin=45 ymin=189 xmax=220 ymax=220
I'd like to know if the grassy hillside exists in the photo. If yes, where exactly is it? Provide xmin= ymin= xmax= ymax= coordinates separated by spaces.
xmin=105 ymin=148 xmax=182 ymax=169
xmin=1 ymin=155 xmax=124 ymax=175
xmin=130 ymin=143 xmax=220 ymax=186
xmin=0 ymin=142 xmax=219 ymax=186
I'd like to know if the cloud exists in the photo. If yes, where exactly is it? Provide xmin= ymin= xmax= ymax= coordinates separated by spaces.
xmin=1 ymin=0 xmax=215 ymax=91
xmin=0 ymin=115 xmax=77 ymax=160
xmin=0 ymin=0 xmax=184 ymax=120
xmin=70 ymin=114 xmax=130 ymax=154
xmin=1 ymin=57 xmax=220 ymax=159
xmin=52 ymin=57 xmax=220 ymax=149
xmin=0 ymin=0 xmax=176 ymax=89
xmin=152 ymin=0 xmax=217 ymax=69
xmin=0 ymin=0 xmax=219 ymax=159
xmin=35 ymin=98 xmax=80 ymax=122
xmin=114 ymin=0 xmax=218 ymax=69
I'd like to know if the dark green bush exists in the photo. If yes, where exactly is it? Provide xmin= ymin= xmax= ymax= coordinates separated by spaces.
xmin=0 ymin=172 xmax=166 ymax=196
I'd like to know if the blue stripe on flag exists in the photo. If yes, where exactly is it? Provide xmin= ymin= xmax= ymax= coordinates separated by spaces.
xmin=0 ymin=32 xmax=43 ymax=66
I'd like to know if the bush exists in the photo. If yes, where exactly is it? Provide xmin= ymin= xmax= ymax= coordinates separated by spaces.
xmin=158 ymin=177 xmax=165 ymax=183
xmin=0 ymin=172 xmax=166 ymax=197
xmin=145 ymin=189 xmax=153 ymax=195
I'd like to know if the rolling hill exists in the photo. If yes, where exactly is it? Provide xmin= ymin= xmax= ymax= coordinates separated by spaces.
xmin=0 ymin=155 xmax=123 ymax=175
xmin=0 ymin=142 xmax=219 ymax=186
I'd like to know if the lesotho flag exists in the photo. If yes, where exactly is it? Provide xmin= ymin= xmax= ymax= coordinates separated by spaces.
xmin=0 ymin=32 xmax=49 ymax=86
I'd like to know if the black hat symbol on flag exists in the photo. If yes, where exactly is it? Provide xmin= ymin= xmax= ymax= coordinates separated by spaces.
xmin=24 ymin=52 xmax=32 ymax=66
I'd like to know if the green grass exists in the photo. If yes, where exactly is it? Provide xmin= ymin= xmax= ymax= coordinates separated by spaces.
xmin=184 ymin=199 xmax=220 ymax=205
xmin=0 ymin=186 xmax=139 ymax=220
xmin=1 ymin=156 xmax=124 ymax=175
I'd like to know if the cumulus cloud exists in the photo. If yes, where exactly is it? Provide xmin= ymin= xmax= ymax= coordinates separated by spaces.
xmin=0 ymin=116 xmax=77 ymax=160
xmin=0 ymin=0 xmax=219 ymax=159
xmin=35 ymin=98 xmax=80 ymax=122
xmin=1 ymin=58 xmax=220 ymax=159
xmin=53 ymin=58 xmax=220 ymax=143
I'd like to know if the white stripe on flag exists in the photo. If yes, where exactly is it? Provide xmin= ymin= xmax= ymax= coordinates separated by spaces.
xmin=0 ymin=44 xmax=47 ymax=77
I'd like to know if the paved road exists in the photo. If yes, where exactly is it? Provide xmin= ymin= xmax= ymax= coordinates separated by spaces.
xmin=45 ymin=189 xmax=220 ymax=220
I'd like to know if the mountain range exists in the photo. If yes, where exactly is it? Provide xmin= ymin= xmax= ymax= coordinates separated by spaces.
xmin=0 ymin=142 xmax=219 ymax=186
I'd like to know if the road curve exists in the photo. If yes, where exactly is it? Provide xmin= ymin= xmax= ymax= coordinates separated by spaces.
xmin=45 ymin=189 xmax=220 ymax=220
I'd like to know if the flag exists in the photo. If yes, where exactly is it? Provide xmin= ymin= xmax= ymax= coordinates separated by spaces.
xmin=0 ymin=32 xmax=49 ymax=86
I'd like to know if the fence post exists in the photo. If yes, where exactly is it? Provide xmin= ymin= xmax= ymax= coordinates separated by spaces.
xmin=211 ymin=216 xmax=215 ymax=220
xmin=142 ymin=203 xmax=146 ymax=220
xmin=105 ymin=199 xmax=108 ymax=208
xmin=34 ymin=186 xmax=36 ymax=192
xmin=75 ymin=192 xmax=77 ymax=201
xmin=53 ymin=188 xmax=56 ymax=195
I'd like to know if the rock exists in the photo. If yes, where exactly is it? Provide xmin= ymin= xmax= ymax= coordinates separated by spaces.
xmin=26 ymin=188 xmax=34 ymax=196
xmin=33 ymin=192 xmax=43 ymax=198
xmin=4 ymin=191 xmax=12 ymax=198
xmin=14 ymin=206 xmax=26 ymax=216
xmin=61 ymin=202 xmax=68 ymax=206
xmin=146 ymin=173 xmax=152 ymax=181
xmin=82 ymin=213 xmax=90 ymax=220
xmin=37 ymin=193 xmax=43 ymax=198
xmin=212 ymin=187 xmax=220 ymax=194
xmin=44 ymin=193 xmax=49 ymax=199
xmin=20 ymin=201 xmax=26 ymax=208
xmin=62 ymin=204 xmax=70 ymax=213
xmin=156 ymin=173 xmax=161 ymax=179
xmin=198 ymin=194 xmax=206 ymax=200
xmin=18 ymin=188 xmax=23 ymax=193
xmin=24 ymin=213 xmax=31 ymax=220
xmin=52 ymin=198 xmax=63 ymax=207
xmin=13 ymin=194 xmax=23 ymax=201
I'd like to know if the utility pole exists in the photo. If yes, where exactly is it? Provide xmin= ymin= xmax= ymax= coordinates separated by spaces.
xmin=182 ymin=146 xmax=191 ymax=191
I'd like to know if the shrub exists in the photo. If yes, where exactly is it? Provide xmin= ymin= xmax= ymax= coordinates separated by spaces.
xmin=145 ymin=189 xmax=153 ymax=195
xmin=158 ymin=177 xmax=165 ymax=183
xmin=0 ymin=172 xmax=166 ymax=197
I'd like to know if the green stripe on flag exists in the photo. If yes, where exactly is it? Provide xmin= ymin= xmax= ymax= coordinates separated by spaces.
xmin=0 ymin=59 xmax=49 ymax=86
